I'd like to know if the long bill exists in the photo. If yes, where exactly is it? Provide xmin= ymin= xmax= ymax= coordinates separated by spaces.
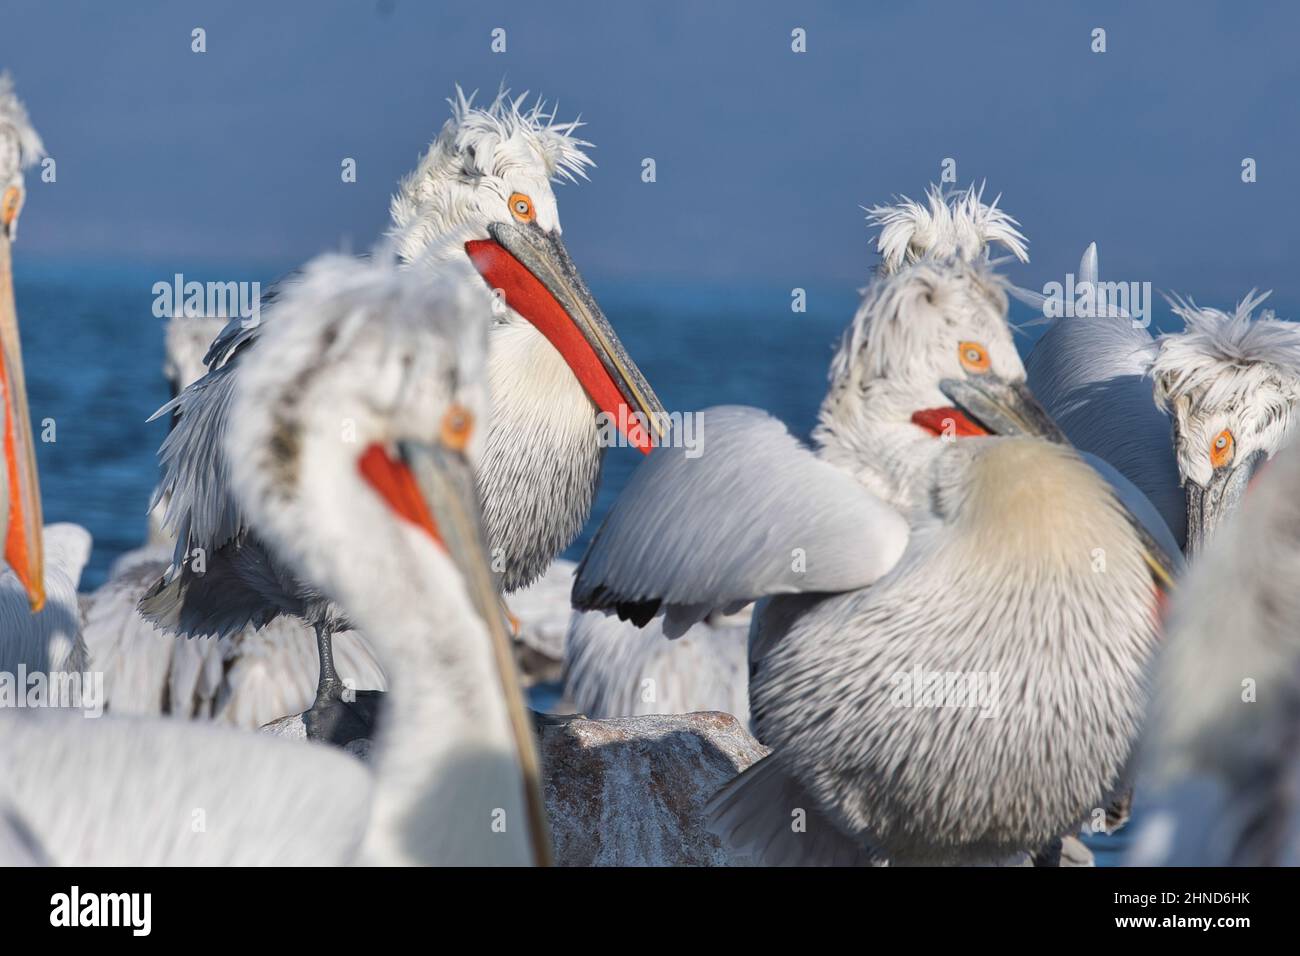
xmin=466 ymin=221 xmax=667 ymax=452
xmin=0 ymin=232 xmax=44 ymax=611
xmin=399 ymin=437 xmax=554 ymax=867
xmin=1185 ymin=450 xmax=1266 ymax=555
xmin=938 ymin=376 xmax=1070 ymax=445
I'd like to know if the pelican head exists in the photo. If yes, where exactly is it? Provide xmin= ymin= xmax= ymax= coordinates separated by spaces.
xmin=389 ymin=86 xmax=665 ymax=450
xmin=0 ymin=72 xmax=44 ymax=242
xmin=865 ymin=183 xmax=1029 ymax=276
xmin=1151 ymin=290 xmax=1300 ymax=552
xmin=817 ymin=256 xmax=1065 ymax=494
xmin=226 ymin=251 xmax=550 ymax=865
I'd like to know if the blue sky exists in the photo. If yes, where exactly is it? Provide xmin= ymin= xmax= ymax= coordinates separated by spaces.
xmin=3 ymin=0 xmax=1298 ymax=303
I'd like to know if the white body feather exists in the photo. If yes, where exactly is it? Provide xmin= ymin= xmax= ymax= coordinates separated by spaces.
xmin=0 ymin=524 xmax=91 ymax=677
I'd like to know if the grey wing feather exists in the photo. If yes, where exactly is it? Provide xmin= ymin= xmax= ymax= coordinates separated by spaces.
xmin=147 ymin=355 xmax=246 ymax=567
xmin=705 ymin=755 xmax=882 ymax=866
xmin=1026 ymin=310 xmax=1185 ymax=549
xmin=147 ymin=304 xmax=276 ymax=567
xmin=138 ymin=532 xmax=318 ymax=638
xmin=571 ymin=406 xmax=909 ymax=634
xmin=1079 ymin=451 xmax=1185 ymax=575
xmin=563 ymin=609 xmax=750 ymax=724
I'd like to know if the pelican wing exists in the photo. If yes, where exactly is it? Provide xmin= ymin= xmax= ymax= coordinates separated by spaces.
xmin=147 ymin=318 xmax=254 ymax=566
xmin=564 ymin=608 xmax=750 ymax=723
xmin=1025 ymin=275 xmax=1184 ymax=548
xmin=1080 ymin=451 xmax=1184 ymax=574
xmin=572 ymin=406 xmax=909 ymax=635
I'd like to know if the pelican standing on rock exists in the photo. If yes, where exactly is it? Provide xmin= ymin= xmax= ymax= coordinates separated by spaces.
xmin=572 ymin=247 xmax=1178 ymax=865
xmin=563 ymin=185 xmax=1030 ymax=723
xmin=0 ymin=71 xmax=48 ymax=613
xmin=141 ymin=88 xmax=666 ymax=741
xmin=0 ymin=253 xmax=550 ymax=866
xmin=1127 ymin=436 xmax=1300 ymax=866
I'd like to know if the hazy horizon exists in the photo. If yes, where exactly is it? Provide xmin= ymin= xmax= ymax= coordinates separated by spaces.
xmin=4 ymin=1 xmax=1298 ymax=308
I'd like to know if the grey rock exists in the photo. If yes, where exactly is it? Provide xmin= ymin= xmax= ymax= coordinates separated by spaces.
xmin=540 ymin=711 xmax=768 ymax=866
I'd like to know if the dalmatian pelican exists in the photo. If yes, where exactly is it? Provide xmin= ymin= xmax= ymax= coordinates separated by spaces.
xmin=141 ymin=87 xmax=665 ymax=742
xmin=1026 ymin=244 xmax=1300 ymax=553
xmin=1 ymin=252 xmax=550 ymax=866
xmin=1149 ymin=292 xmax=1300 ymax=552
xmin=564 ymin=184 xmax=1031 ymax=723
xmin=1127 ymin=436 xmax=1300 ymax=866
xmin=571 ymin=247 xmax=1180 ymax=865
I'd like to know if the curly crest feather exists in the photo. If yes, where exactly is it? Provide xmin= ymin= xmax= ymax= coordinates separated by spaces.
xmin=0 ymin=72 xmax=44 ymax=175
xmin=389 ymin=85 xmax=594 ymax=260
xmin=866 ymin=183 xmax=1028 ymax=275
xmin=1152 ymin=290 xmax=1300 ymax=417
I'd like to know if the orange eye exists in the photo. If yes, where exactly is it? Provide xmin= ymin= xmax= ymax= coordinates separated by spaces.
xmin=441 ymin=404 xmax=474 ymax=451
xmin=1210 ymin=428 xmax=1234 ymax=469
xmin=958 ymin=341 xmax=990 ymax=373
xmin=508 ymin=192 xmax=535 ymax=223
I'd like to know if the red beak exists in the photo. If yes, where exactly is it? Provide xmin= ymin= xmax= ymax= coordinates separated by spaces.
xmin=465 ymin=224 xmax=666 ymax=454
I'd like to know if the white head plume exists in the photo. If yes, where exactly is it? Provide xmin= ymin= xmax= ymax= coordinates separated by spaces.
xmin=815 ymin=256 xmax=1024 ymax=506
xmin=866 ymin=183 xmax=1028 ymax=275
xmin=0 ymin=72 xmax=44 ymax=184
xmin=1152 ymin=291 xmax=1300 ymax=487
xmin=389 ymin=86 xmax=593 ymax=261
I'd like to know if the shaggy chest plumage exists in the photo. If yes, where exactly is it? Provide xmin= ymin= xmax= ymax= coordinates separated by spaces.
xmin=477 ymin=320 xmax=603 ymax=591
xmin=749 ymin=438 xmax=1160 ymax=864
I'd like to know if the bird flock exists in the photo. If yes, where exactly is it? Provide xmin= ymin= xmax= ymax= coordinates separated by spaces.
xmin=0 ymin=72 xmax=1298 ymax=866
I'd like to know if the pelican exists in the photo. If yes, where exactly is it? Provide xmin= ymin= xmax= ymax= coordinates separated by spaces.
xmin=140 ymin=87 xmax=666 ymax=741
xmin=1025 ymin=244 xmax=1300 ymax=552
xmin=571 ymin=251 xmax=1179 ymax=865
xmin=0 ymin=71 xmax=45 ymax=613
xmin=1149 ymin=292 xmax=1300 ymax=552
xmin=1127 ymin=436 xmax=1300 ymax=866
xmin=81 ymin=316 xmax=386 ymax=724
xmin=0 ymin=252 xmax=550 ymax=866
xmin=563 ymin=184 xmax=1031 ymax=723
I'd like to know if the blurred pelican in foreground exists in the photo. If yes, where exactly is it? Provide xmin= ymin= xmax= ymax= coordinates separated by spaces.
xmin=0 ymin=71 xmax=46 ymax=611
xmin=1128 ymin=437 xmax=1300 ymax=866
xmin=1025 ymin=244 xmax=1300 ymax=553
xmin=0 ymin=253 xmax=550 ymax=866
xmin=572 ymin=235 xmax=1178 ymax=864
xmin=564 ymin=185 xmax=1030 ymax=724
xmin=81 ymin=316 xmax=385 ymax=724
xmin=142 ymin=88 xmax=666 ymax=742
